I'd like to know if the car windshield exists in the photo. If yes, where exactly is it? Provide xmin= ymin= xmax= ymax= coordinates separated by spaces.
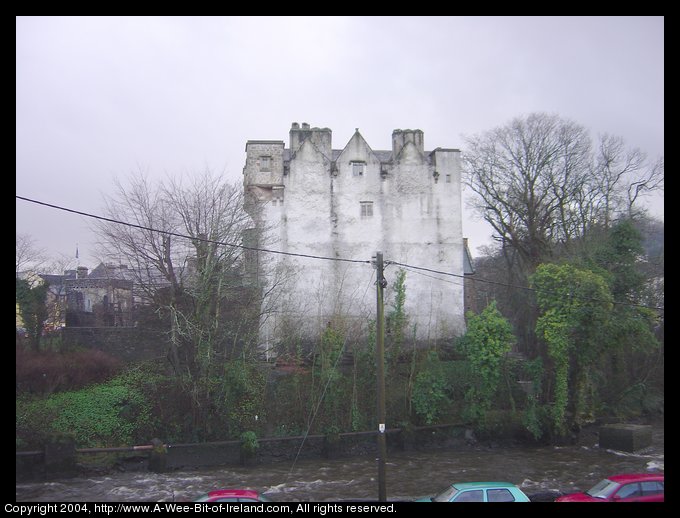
xmin=586 ymin=479 xmax=619 ymax=499
xmin=432 ymin=485 xmax=459 ymax=502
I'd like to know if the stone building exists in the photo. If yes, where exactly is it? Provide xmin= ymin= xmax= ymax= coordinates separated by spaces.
xmin=63 ymin=263 xmax=134 ymax=327
xmin=46 ymin=264 xmax=134 ymax=329
xmin=243 ymin=123 xmax=467 ymax=357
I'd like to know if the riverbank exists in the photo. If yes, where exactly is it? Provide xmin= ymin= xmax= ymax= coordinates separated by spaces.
xmin=15 ymin=417 xmax=664 ymax=502
xmin=17 ymin=415 xmax=664 ymax=484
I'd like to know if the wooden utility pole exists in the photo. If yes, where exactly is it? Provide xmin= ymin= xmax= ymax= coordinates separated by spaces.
xmin=375 ymin=252 xmax=387 ymax=501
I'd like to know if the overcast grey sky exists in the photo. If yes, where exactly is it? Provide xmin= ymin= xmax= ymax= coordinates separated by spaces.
xmin=16 ymin=16 xmax=664 ymax=269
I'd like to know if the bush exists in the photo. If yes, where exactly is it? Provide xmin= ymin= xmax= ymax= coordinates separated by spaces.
xmin=411 ymin=351 xmax=451 ymax=425
xmin=16 ymin=369 xmax=154 ymax=449
xmin=240 ymin=431 xmax=259 ymax=465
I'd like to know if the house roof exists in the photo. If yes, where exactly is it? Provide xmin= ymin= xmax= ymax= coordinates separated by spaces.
xmin=88 ymin=262 xmax=136 ymax=281
xmin=38 ymin=274 xmax=67 ymax=285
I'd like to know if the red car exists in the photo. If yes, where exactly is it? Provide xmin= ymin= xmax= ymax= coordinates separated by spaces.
xmin=556 ymin=473 xmax=664 ymax=502
xmin=193 ymin=489 xmax=272 ymax=502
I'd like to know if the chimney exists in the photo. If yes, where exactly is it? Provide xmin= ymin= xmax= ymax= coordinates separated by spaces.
xmin=290 ymin=121 xmax=312 ymax=151
xmin=290 ymin=122 xmax=331 ymax=156
xmin=310 ymin=127 xmax=332 ymax=157
xmin=392 ymin=129 xmax=424 ymax=157
xmin=76 ymin=266 xmax=88 ymax=279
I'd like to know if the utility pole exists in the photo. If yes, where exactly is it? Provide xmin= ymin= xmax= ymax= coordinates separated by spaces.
xmin=374 ymin=252 xmax=387 ymax=501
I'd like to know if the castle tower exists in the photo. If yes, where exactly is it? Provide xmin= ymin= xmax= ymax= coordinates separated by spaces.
xmin=244 ymin=123 xmax=465 ymax=359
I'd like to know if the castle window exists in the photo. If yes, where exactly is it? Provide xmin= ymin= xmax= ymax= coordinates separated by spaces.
xmin=352 ymin=162 xmax=365 ymax=177
xmin=360 ymin=201 xmax=373 ymax=217
xmin=259 ymin=156 xmax=271 ymax=171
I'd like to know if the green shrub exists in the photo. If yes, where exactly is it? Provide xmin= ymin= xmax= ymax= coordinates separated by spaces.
xmin=459 ymin=301 xmax=515 ymax=425
xmin=240 ymin=431 xmax=259 ymax=457
xmin=411 ymin=351 xmax=451 ymax=424
xmin=16 ymin=370 xmax=154 ymax=448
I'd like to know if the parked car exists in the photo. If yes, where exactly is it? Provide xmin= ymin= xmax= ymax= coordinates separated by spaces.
xmin=193 ymin=489 xmax=272 ymax=502
xmin=556 ymin=473 xmax=664 ymax=502
xmin=416 ymin=481 xmax=531 ymax=502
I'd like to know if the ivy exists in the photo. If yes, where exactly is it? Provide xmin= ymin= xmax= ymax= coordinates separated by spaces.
xmin=411 ymin=351 xmax=450 ymax=424
xmin=16 ymin=372 xmax=153 ymax=448
xmin=349 ymin=320 xmax=376 ymax=431
xmin=386 ymin=269 xmax=408 ymax=366
xmin=221 ymin=360 xmax=266 ymax=436
xmin=460 ymin=301 xmax=515 ymax=425
xmin=521 ymin=358 xmax=545 ymax=440
xmin=240 ymin=431 xmax=259 ymax=455
xmin=532 ymin=263 xmax=613 ymax=435
xmin=309 ymin=324 xmax=348 ymax=431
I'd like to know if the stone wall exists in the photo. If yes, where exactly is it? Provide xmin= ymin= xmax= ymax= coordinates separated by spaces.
xmin=164 ymin=425 xmax=467 ymax=469
xmin=599 ymin=424 xmax=653 ymax=452
xmin=16 ymin=425 xmax=469 ymax=480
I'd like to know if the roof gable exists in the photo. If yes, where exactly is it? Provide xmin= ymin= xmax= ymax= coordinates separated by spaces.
xmin=334 ymin=129 xmax=381 ymax=166
xmin=292 ymin=136 xmax=332 ymax=164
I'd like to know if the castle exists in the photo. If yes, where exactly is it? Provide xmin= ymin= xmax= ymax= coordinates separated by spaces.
xmin=243 ymin=123 xmax=466 ymax=357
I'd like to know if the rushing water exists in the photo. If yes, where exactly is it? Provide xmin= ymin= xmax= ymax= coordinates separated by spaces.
xmin=15 ymin=421 xmax=663 ymax=502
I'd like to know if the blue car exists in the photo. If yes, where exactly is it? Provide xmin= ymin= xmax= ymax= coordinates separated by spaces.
xmin=416 ymin=481 xmax=531 ymax=502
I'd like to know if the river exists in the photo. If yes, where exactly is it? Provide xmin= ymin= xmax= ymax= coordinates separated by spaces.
xmin=15 ymin=420 xmax=663 ymax=502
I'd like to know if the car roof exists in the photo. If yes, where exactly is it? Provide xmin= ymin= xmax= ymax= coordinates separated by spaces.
xmin=607 ymin=473 xmax=664 ymax=483
xmin=207 ymin=489 xmax=261 ymax=498
xmin=452 ymin=482 xmax=519 ymax=490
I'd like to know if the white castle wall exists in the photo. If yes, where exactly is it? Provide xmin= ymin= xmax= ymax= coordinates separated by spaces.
xmin=244 ymin=124 xmax=465 ymax=356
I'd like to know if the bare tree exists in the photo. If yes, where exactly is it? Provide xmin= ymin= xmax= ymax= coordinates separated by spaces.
xmin=94 ymin=170 xmax=285 ymax=437
xmin=43 ymin=253 xmax=78 ymax=275
xmin=591 ymin=134 xmax=664 ymax=226
xmin=94 ymin=170 xmax=266 ymax=379
xmin=464 ymin=114 xmax=665 ymax=276
xmin=16 ymin=233 xmax=47 ymax=276
xmin=94 ymin=173 xmax=183 ymax=367
xmin=163 ymin=172 xmax=256 ymax=377
xmin=463 ymin=113 xmax=664 ymax=357
xmin=463 ymin=113 xmax=592 ymax=276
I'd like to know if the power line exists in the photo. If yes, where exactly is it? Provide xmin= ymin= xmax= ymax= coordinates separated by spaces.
xmin=390 ymin=260 xmax=664 ymax=313
xmin=17 ymin=194 xmax=663 ymax=312
xmin=16 ymin=195 xmax=371 ymax=266
xmin=396 ymin=264 xmax=465 ymax=288
xmin=390 ymin=260 xmax=521 ymax=290
xmin=399 ymin=263 xmax=665 ymax=317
